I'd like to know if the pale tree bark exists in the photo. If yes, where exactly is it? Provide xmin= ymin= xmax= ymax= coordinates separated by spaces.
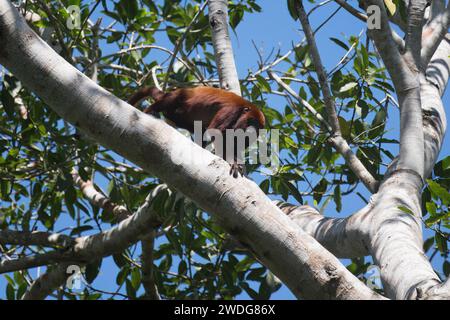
xmin=1 ymin=0 xmax=450 ymax=300
xmin=283 ymin=0 xmax=450 ymax=299
xmin=71 ymin=169 xmax=131 ymax=222
xmin=208 ymin=0 xmax=241 ymax=95
xmin=21 ymin=263 xmax=71 ymax=300
xmin=0 ymin=0 xmax=383 ymax=300
xmin=141 ymin=231 xmax=161 ymax=300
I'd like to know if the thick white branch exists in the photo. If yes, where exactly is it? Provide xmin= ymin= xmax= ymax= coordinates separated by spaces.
xmin=208 ymin=0 xmax=241 ymax=95
xmin=0 ymin=0 xmax=382 ymax=300
xmin=362 ymin=0 xmax=424 ymax=177
xmin=367 ymin=170 xmax=441 ymax=299
xmin=404 ymin=0 xmax=428 ymax=69
xmin=279 ymin=203 xmax=371 ymax=258
xmin=421 ymin=6 xmax=450 ymax=68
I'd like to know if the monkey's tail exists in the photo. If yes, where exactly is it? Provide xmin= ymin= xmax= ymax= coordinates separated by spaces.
xmin=127 ymin=86 xmax=165 ymax=106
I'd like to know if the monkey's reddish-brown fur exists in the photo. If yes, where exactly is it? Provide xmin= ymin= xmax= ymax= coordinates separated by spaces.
xmin=129 ymin=86 xmax=265 ymax=133
xmin=128 ymin=86 xmax=265 ymax=176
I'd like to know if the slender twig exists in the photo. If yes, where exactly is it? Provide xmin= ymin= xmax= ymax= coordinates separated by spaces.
xmin=35 ymin=0 xmax=72 ymax=61
xmin=268 ymin=70 xmax=379 ymax=193
xmin=297 ymin=1 xmax=379 ymax=192
xmin=140 ymin=231 xmax=161 ymax=300
xmin=268 ymin=70 xmax=332 ymax=131
xmin=87 ymin=45 xmax=203 ymax=81
xmin=334 ymin=0 xmax=367 ymax=21
xmin=163 ymin=1 xmax=208 ymax=90
xmin=72 ymin=169 xmax=131 ymax=222
xmin=70 ymin=0 xmax=101 ymax=49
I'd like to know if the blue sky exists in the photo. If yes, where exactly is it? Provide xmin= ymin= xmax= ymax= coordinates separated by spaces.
xmin=1 ymin=0 xmax=449 ymax=300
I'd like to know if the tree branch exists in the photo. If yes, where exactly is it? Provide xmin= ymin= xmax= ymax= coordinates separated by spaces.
xmin=278 ymin=202 xmax=371 ymax=258
xmin=208 ymin=0 xmax=241 ymax=94
xmin=421 ymin=4 xmax=450 ymax=68
xmin=0 ymin=0 xmax=383 ymax=299
xmin=404 ymin=0 xmax=428 ymax=69
xmin=0 ymin=250 xmax=69 ymax=273
xmin=361 ymin=0 xmax=424 ymax=178
xmin=360 ymin=0 xmax=415 ymax=92
xmin=298 ymin=1 xmax=340 ymax=134
xmin=21 ymin=263 xmax=71 ymax=300
xmin=141 ymin=231 xmax=160 ymax=300
xmin=367 ymin=170 xmax=442 ymax=299
xmin=422 ymin=38 xmax=449 ymax=177
xmin=268 ymin=70 xmax=379 ymax=193
xmin=72 ymin=169 xmax=131 ymax=222
xmin=0 ymin=191 xmax=160 ymax=274
xmin=0 ymin=229 xmax=74 ymax=248
xmin=334 ymin=0 xmax=368 ymax=22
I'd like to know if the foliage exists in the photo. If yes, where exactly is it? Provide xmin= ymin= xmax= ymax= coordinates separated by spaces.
xmin=0 ymin=0 xmax=448 ymax=299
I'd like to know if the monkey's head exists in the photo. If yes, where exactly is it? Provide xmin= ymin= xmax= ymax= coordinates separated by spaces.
xmin=234 ymin=103 xmax=266 ymax=134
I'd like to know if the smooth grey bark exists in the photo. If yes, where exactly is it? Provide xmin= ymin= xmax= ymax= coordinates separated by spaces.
xmin=285 ymin=0 xmax=450 ymax=299
xmin=0 ymin=230 xmax=75 ymax=248
xmin=422 ymin=39 xmax=449 ymax=177
xmin=0 ymin=0 xmax=382 ymax=300
xmin=278 ymin=202 xmax=371 ymax=258
xmin=208 ymin=0 xmax=241 ymax=95
xmin=280 ymin=34 xmax=450 ymax=298
xmin=21 ymin=263 xmax=71 ymax=300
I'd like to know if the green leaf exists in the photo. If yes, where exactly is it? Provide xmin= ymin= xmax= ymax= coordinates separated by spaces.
xmin=255 ymin=75 xmax=271 ymax=92
xmin=119 ymin=0 xmax=139 ymax=20
xmin=384 ymin=0 xmax=397 ymax=15
xmin=125 ymin=279 xmax=136 ymax=299
xmin=131 ymin=268 xmax=141 ymax=289
xmin=334 ymin=185 xmax=342 ymax=212
xmin=265 ymin=271 xmax=282 ymax=293
xmin=246 ymin=267 xmax=265 ymax=281
xmin=178 ymin=260 xmax=187 ymax=275
xmin=423 ymin=237 xmax=434 ymax=253
xmin=259 ymin=179 xmax=270 ymax=193
xmin=427 ymin=179 xmax=450 ymax=205
xmin=85 ymin=259 xmax=102 ymax=284
xmin=313 ymin=178 xmax=328 ymax=204
xmin=398 ymin=206 xmax=414 ymax=215
xmin=338 ymin=116 xmax=351 ymax=140
xmin=435 ymin=232 xmax=448 ymax=254
xmin=6 ymin=283 xmax=15 ymax=300
xmin=339 ymin=82 xmax=358 ymax=93
xmin=442 ymin=156 xmax=450 ymax=171
xmin=282 ymin=180 xmax=303 ymax=204
xmin=443 ymin=261 xmax=450 ymax=277
xmin=239 ymin=281 xmax=259 ymax=299
xmin=329 ymin=37 xmax=349 ymax=51
xmin=1 ymin=88 xmax=15 ymax=119
xmin=230 ymin=7 xmax=244 ymax=29
xmin=287 ymin=0 xmax=299 ymax=20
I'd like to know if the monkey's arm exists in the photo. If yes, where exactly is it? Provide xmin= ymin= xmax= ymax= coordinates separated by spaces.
xmin=207 ymin=106 xmax=246 ymax=178
xmin=127 ymin=87 xmax=165 ymax=107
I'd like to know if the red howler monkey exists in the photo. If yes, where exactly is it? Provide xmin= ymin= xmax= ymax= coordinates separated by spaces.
xmin=127 ymin=86 xmax=266 ymax=177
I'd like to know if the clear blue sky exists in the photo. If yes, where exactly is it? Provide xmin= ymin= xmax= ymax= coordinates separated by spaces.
xmin=1 ymin=0 xmax=448 ymax=300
